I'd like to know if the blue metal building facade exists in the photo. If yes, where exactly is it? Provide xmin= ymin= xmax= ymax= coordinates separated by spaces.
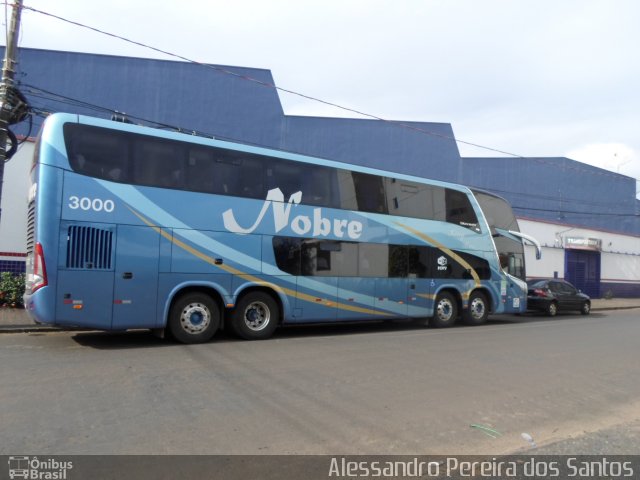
xmin=461 ymin=157 xmax=639 ymax=235
xmin=13 ymin=48 xmax=462 ymax=184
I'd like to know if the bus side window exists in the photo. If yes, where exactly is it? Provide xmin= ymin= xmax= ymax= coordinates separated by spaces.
xmin=236 ymin=156 xmax=264 ymax=199
xmin=445 ymin=189 xmax=480 ymax=232
xmin=267 ymin=160 xmax=302 ymax=201
xmin=187 ymin=148 xmax=217 ymax=193
xmin=337 ymin=170 xmax=358 ymax=211
xmin=388 ymin=245 xmax=408 ymax=278
xmin=66 ymin=125 xmax=129 ymax=182
xmin=302 ymin=165 xmax=337 ymax=208
xmin=352 ymin=172 xmax=388 ymax=214
xmin=272 ymin=237 xmax=301 ymax=275
xmin=132 ymin=138 xmax=185 ymax=189
xmin=408 ymin=246 xmax=430 ymax=278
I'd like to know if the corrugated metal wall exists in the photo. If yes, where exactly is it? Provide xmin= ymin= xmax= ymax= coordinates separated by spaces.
xmin=461 ymin=157 xmax=639 ymax=234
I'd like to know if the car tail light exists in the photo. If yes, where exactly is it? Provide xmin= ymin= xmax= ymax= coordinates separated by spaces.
xmin=533 ymin=288 xmax=548 ymax=297
xmin=30 ymin=242 xmax=48 ymax=293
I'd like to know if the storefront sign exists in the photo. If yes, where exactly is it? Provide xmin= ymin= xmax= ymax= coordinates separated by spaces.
xmin=564 ymin=236 xmax=602 ymax=251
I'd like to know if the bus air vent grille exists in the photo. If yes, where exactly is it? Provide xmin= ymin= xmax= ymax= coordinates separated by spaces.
xmin=26 ymin=202 xmax=35 ymax=255
xmin=66 ymin=225 xmax=114 ymax=270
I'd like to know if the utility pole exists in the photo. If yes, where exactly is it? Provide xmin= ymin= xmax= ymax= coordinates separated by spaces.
xmin=0 ymin=0 xmax=24 ymax=225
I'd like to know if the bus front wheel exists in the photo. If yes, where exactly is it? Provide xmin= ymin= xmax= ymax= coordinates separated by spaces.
xmin=231 ymin=292 xmax=280 ymax=340
xmin=462 ymin=291 xmax=489 ymax=325
xmin=431 ymin=292 xmax=458 ymax=328
xmin=168 ymin=292 xmax=220 ymax=344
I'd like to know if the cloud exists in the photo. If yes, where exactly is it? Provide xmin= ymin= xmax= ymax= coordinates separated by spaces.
xmin=566 ymin=143 xmax=640 ymax=199
xmin=566 ymin=143 xmax=639 ymax=177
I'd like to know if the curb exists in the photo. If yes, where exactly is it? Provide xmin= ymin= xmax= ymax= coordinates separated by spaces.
xmin=0 ymin=325 xmax=96 ymax=333
xmin=592 ymin=306 xmax=640 ymax=311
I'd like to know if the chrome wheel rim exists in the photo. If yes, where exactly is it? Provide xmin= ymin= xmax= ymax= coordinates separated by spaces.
xmin=469 ymin=297 xmax=486 ymax=321
xmin=436 ymin=298 xmax=454 ymax=322
xmin=243 ymin=301 xmax=271 ymax=332
xmin=180 ymin=302 xmax=211 ymax=334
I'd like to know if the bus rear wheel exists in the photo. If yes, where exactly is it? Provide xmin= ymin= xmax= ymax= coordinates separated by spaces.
xmin=431 ymin=292 xmax=458 ymax=328
xmin=168 ymin=292 xmax=220 ymax=344
xmin=462 ymin=291 xmax=489 ymax=325
xmin=230 ymin=292 xmax=279 ymax=340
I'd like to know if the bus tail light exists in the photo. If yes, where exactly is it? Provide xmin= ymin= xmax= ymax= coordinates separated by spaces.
xmin=30 ymin=242 xmax=48 ymax=293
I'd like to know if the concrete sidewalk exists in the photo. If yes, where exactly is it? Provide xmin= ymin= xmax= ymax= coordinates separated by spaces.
xmin=590 ymin=297 xmax=640 ymax=311
xmin=1 ymin=297 xmax=638 ymax=332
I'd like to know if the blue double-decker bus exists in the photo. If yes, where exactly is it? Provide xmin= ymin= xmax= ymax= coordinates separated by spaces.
xmin=24 ymin=113 xmax=533 ymax=343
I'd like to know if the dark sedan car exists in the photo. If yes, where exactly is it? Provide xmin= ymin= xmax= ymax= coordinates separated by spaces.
xmin=526 ymin=279 xmax=591 ymax=316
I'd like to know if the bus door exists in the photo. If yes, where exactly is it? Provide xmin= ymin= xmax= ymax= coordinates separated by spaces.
xmin=112 ymin=225 xmax=159 ymax=329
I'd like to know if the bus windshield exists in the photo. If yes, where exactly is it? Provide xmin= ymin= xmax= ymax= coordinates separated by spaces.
xmin=473 ymin=189 xmax=529 ymax=281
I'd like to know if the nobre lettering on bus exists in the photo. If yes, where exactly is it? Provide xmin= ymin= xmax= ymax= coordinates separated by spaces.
xmin=223 ymin=188 xmax=363 ymax=239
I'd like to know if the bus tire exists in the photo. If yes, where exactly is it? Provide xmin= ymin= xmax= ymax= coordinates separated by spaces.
xmin=168 ymin=292 xmax=220 ymax=344
xmin=462 ymin=291 xmax=489 ymax=325
xmin=231 ymin=292 xmax=279 ymax=340
xmin=431 ymin=292 xmax=458 ymax=328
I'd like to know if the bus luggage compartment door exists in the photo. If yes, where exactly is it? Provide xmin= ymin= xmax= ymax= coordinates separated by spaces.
xmin=112 ymin=225 xmax=160 ymax=329
xmin=56 ymin=222 xmax=115 ymax=329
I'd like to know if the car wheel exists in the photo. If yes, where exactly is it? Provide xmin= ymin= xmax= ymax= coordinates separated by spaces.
xmin=431 ymin=292 xmax=458 ymax=328
xmin=168 ymin=292 xmax=220 ymax=344
xmin=463 ymin=291 xmax=489 ymax=325
xmin=580 ymin=301 xmax=591 ymax=315
xmin=546 ymin=301 xmax=558 ymax=317
xmin=231 ymin=292 xmax=279 ymax=340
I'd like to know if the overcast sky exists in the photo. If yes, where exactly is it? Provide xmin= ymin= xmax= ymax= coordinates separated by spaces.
xmin=10 ymin=0 xmax=640 ymax=194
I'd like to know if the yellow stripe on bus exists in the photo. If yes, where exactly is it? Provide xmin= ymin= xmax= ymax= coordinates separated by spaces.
xmin=394 ymin=222 xmax=481 ymax=287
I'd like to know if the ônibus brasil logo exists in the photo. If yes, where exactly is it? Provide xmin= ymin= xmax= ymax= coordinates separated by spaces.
xmin=8 ymin=456 xmax=73 ymax=479
xmin=223 ymin=188 xmax=363 ymax=239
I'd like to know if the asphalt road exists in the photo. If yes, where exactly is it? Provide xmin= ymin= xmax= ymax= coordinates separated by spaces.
xmin=1 ymin=310 xmax=639 ymax=456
